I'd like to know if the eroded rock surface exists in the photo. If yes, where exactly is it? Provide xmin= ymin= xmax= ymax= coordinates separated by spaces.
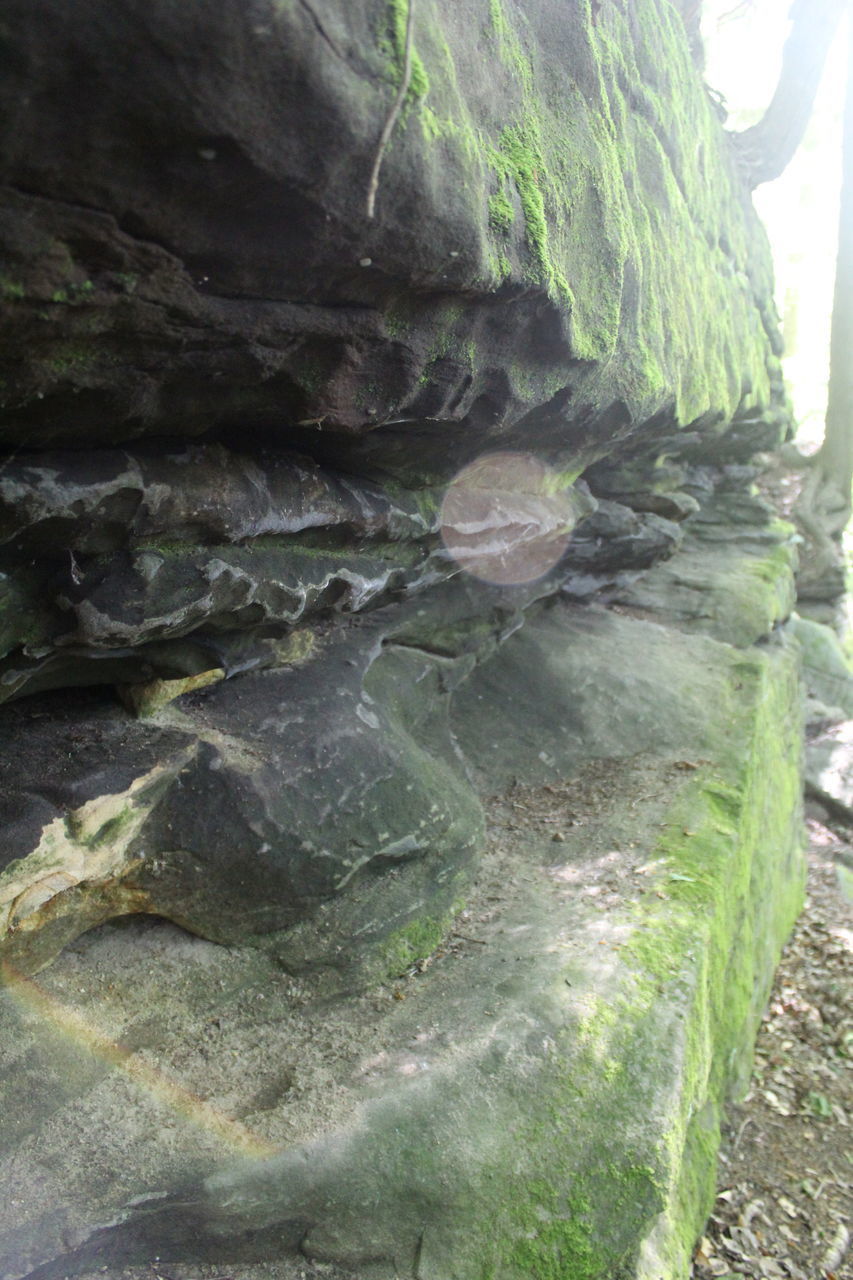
xmin=0 ymin=0 xmax=794 ymax=981
xmin=0 ymin=593 xmax=805 ymax=1280
xmin=0 ymin=0 xmax=810 ymax=1276
xmin=1 ymin=0 xmax=783 ymax=449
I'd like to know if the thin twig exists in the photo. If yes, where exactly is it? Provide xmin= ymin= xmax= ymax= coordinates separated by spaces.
xmin=366 ymin=0 xmax=415 ymax=219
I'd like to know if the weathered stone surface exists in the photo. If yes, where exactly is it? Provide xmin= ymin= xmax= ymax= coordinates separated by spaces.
xmin=0 ymin=483 xmax=796 ymax=980
xmin=0 ymin=0 xmax=783 ymax=453
xmin=790 ymin=614 xmax=853 ymax=722
xmin=3 ymin=583 xmax=530 ymax=977
xmin=0 ymin=442 xmax=595 ymax=704
xmin=0 ymin=0 xmax=809 ymax=1276
xmin=559 ymin=499 xmax=684 ymax=599
xmin=611 ymin=514 xmax=798 ymax=648
xmin=805 ymin=720 xmax=853 ymax=824
xmin=794 ymin=615 xmax=853 ymax=828
xmin=0 ymin=590 xmax=804 ymax=1280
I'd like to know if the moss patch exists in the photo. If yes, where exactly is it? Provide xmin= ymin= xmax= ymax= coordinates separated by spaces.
xmin=381 ymin=0 xmax=430 ymax=103
xmin=394 ymin=0 xmax=776 ymax=421
xmin=488 ymin=189 xmax=515 ymax=233
xmin=471 ymin=641 xmax=803 ymax=1278
xmin=379 ymin=897 xmax=465 ymax=979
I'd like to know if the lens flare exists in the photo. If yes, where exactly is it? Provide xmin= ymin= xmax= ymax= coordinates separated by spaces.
xmin=0 ymin=959 xmax=280 ymax=1161
xmin=439 ymin=451 xmax=579 ymax=585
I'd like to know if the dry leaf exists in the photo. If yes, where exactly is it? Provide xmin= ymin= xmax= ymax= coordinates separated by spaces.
xmin=777 ymin=1195 xmax=798 ymax=1219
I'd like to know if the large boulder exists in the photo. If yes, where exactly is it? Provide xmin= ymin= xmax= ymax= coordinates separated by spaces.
xmin=0 ymin=1 xmax=807 ymax=1276
xmin=0 ymin=0 xmax=782 ymax=451
xmin=0 ymin=0 xmax=792 ymax=976
xmin=0 ymin=574 xmax=804 ymax=1280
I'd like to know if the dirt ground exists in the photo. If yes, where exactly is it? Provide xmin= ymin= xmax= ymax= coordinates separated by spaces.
xmin=691 ymin=808 xmax=853 ymax=1280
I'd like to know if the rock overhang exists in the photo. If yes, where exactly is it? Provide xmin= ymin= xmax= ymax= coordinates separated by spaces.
xmin=0 ymin=0 xmax=784 ymax=450
xmin=0 ymin=2 xmax=812 ymax=1275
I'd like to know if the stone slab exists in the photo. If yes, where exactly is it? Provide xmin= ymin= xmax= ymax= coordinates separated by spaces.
xmin=0 ymin=602 xmax=804 ymax=1280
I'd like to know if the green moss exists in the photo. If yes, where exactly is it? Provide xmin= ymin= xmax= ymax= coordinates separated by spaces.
xmin=488 ymin=0 xmax=533 ymax=92
xmin=132 ymin=538 xmax=193 ymax=558
xmin=622 ymin=648 xmax=803 ymax=1269
xmin=485 ymin=246 xmax=512 ymax=282
xmin=378 ymin=897 xmax=465 ymax=978
xmin=382 ymin=0 xmax=429 ymax=102
xmin=0 ymin=278 xmax=24 ymax=300
xmin=475 ymin=642 xmax=803 ymax=1278
xmin=49 ymin=280 xmax=94 ymax=306
xmin=66 ymin=803 xmax=137 ymax=850
xmin=383 ymin=307 xmax=412 ymax=340
xmin=475 ymin=0 xmax=773 ymax=406
xmin=507 ymin=1189 xmax=603 ymax=1280
xmin=364 ymin=0 xmax=774 ymax=435
xmin=84 ymin=807 xmax=137 ymax=849
xmin=420 ymin=104 xmax=463 ymax=143
xmin=488 ymin=122 xmax=572 ymax=300
xmin=414 ymin=28 xmax=481 ymax=164
xmin=488 ymin=190 xmax=515 ymax=233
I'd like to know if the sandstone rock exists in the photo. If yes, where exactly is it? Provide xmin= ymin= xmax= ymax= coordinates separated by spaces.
xmin=0 ymin=0 xmax=808 ymax=1275
xmin=0 ymin=0 xmax=782 ymax=451
xmin=0 ymin=591 xmax=804 ymax=1280
xmin=805 ymin=720 xmax=853 ymax=825
xmin=611 ymin=519 xmax=798 ymax=648
xmin=790 ymin=614 xmax=853 ymax=723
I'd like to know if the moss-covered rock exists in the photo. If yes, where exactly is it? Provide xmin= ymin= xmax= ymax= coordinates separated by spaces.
xmin=0 ymin=0 xmax=784 ymax=455
xmin=789 ymin=613 xmax=853 ymax=719
xmin=0 ymin=5 xmax=808 ymax=1276
xmin=0 ymin=592 xmax=803 ymax=1279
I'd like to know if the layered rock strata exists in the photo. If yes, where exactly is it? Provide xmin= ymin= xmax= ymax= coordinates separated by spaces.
xmin=0 ymin=0 xmax=808 ymax=1276
xmin=0 ymin=542 xmax=804 ymax=1280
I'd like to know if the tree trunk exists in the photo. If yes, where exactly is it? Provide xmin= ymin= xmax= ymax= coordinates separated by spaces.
xmin=815 ymin=3 xmax=853 ymax=532
xmin=793 ymin=5 xmax=853 ymax=600
xmin=732 ymin=0 xmax=848 ymax=189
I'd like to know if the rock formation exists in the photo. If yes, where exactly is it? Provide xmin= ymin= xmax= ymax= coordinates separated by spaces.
xmin=0 ymin=1 xmax=807 ymax=1277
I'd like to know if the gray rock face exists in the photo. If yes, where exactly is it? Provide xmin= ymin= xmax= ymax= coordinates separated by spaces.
xmin=0 ymin=0 xmax=796 ymax=975
xmin=1 ymin=0 xmax=783 ymax=451
xmin=0 ymin=0 xmax=796 ymax=988
xmin=0 ymin=591 xmax=805 ymax=1280
xmin=806 ymin=720 xmax=853 ymax=824
xmin=0 ymin=584 xmax=499 ymax=976
xmin=0 ymin=442 xmax=596 ymax=703
xmin=0 ymin=2 xmax=809 ymax=1275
